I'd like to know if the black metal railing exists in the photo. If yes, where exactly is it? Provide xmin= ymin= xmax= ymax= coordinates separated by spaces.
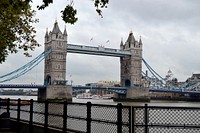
xmin=132 ymin=104 xmax=200 ymax=133
xmin=0 ymin=98 xmax=131 ymax=133
xmin=1 ymin=99 xmax=200 ymax=133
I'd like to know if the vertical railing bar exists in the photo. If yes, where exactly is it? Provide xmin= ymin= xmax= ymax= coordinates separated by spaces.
xmin=44 ymin=100 xmax=49 ymax=133
xmin=129 ymin=106 xmax=132 ymax=133
xmin=144 ymin=104 xmax=148 ymax=133
xmin=0 ymin=98 xmax=1 ymax=111
xmin=117 ymin=103 xmax=122 ymax=133
xmin=0 ymin=98 xmax=1 ymax=114
xmin=63 ymin=101 xmax=68 ymax=133
xmin=132 ymin=106 xmax=135 ymax=133
xmin=29 ymin=99 xmax=34 ymax=133
xmin=6 ymin=98 xmax=10 ymax=113
xmin=87 ymin=102 xmax=92 ymax=133
xmin=17 ymin=98 xmax=21 ymax=123
xmin=17 ymin=98 xmax=21 ymax=133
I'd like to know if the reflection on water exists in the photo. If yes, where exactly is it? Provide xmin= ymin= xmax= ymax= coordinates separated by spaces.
xmin=1 ymin=95 xmax=200 ymax=107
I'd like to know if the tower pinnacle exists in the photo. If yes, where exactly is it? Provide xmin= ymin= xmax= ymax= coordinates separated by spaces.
xmin=139 ymin=36 xmax=142 ymax=45
xmin=126 ymin=30 xmax=135 ymax=43
xmin=52 ymin=21 xmax=61 ymax=34
xmin=45 ymin=28 xmax=48 ymax=38
xmin=63 ymin=25 xmax=67 ymax=35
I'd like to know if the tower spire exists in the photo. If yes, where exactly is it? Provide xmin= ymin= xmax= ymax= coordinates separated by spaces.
xmin=120 ymin=37 xmax=123 ymax=45
xmin=139 ymin=35 xmax=142 ymax=45
xmin=120 ymin=37 xmax=124 ymax=49
xmin=63 ymin=25 xmax=67 ymax=35
xmin=126 ymin=30 xmax=135 ymax=43
xmin=52 ymin=20 xmax=61 ymax=34
xmin=45 ymin=28 xmax=48 ymax=38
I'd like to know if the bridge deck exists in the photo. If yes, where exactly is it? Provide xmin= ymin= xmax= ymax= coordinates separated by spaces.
xmin=67 ymin=44 xmax=131 ymax=57
xmin=1 ymin=84 xmax=200 ymax=95
xmin=0 ymin=84 xmax=46 ymax=89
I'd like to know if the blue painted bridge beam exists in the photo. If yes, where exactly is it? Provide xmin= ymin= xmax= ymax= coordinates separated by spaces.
xmin=72 ymin=86 xmax=127 ymax=94
xmin=0 ymin=84 xmax=47 ymax=89
xmin=1 ymin=84 xmax=200 ymax=95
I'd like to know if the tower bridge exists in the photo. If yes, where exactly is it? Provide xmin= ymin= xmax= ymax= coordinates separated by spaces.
xmin=39 ymin=21 xmax=149 ymax=102
xmin=4 ymin=21 xmax=199 ymax=101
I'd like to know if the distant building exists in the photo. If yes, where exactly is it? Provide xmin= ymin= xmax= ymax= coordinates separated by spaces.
xmin=85 ymin=80 xmax=120 ymax=96
xmin=187 ymin=74 xmax=200 ymax=86
xmin=165 ymin=69 xmax=173 ymax=81
xmin=86 ymin=80 xmax=120 ymax=87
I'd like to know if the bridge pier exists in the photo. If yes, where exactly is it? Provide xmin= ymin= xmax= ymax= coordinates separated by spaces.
xmin=113 ymin=87 xmax=150 ymax=102
xmin=46 ymin=85 xmax=72 ymax=101
xmin=38 ymin=85 xmax=72 ymax=101
xmin=38 ymin=88 xmax=46 ymax=101
xmin=38 ymin=85 xmax=72 ymax=102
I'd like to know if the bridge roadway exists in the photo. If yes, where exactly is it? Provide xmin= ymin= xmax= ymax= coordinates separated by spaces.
xmin=1 ymin=84 xmax=200 ymax=95
xmin=0 ymin=84 xmax=47 ymax=89
xmin=67 ymin=44 xmax=131 ymax=57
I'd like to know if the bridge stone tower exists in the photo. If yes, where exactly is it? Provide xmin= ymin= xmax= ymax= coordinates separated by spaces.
xmin=38 ymin=21 xmax=72 ymax=101
xmin=114 ymin=31 xmax=149 ymax=102
xmin=120 ymin=31 xmax=143 ymax=87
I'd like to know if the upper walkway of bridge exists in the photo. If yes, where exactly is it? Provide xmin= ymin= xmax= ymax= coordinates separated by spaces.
xmin=67 ymin=44 xmax=131 ymax=57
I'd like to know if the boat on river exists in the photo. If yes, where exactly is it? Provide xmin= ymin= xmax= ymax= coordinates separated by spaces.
xmin=91 ymin=95 xmax=102 ymax=100
xmin=76 ymin=93 xmax=92 ymax=99
xmin=0 ymin=98 xmax=30 ymax=106
xmin=76 ymin=93 xmax=102 ymax=100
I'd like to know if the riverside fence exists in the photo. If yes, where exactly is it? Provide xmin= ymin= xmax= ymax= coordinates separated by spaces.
xmin=0 ymin=99 xmax=200 ymax=133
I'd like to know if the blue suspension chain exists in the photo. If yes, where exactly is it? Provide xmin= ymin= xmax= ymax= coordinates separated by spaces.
xmin=0 ymin=49 xmax=52 ymax=83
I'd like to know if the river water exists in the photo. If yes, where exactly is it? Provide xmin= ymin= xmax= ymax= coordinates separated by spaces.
xmin=1 ymin=95 xmax=200 ymax=107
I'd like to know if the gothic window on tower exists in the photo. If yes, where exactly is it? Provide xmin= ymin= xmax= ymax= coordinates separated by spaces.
xmin=135 ymin=78 xmax=138 ymax=84
xmin=57 ymin=64 xmax=61 ymax=69
xmin=134 ymin=50 xmax=136 ymax=55
xmin=124 ymin=65 xmax=129 ymax=74
xmin=135 ymin=61 xmax=138 ymax=66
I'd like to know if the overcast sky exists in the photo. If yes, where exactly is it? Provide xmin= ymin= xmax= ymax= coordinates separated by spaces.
xmin=0 ymin=0 xmax=200 ymax=85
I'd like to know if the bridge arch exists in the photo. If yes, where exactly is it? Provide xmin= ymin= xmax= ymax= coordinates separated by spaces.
xmin=125 ymin=79 xmax=131 ymax=87
xmin=44 ymin=75 xmax=51 ymax=85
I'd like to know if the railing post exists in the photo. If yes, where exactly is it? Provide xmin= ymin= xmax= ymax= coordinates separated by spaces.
xmin=129 ymin=106 xmax=132 ymax=133
xmin=17 ymin=98 xmax=21 ymax=132
xmin=144 ymin=104 xmax=148 ymax=133
xmin=86 ymin=102 xmax=92 ymax=133
xmin=29 ymin=99 xmax=34 ymax=133
xmin=63 ymin=101 xmax=68 ymax=133
xmin=44 ymin=100 xmax=49 ymax=133
xmin=117 ymin=103 xmax=122 ymax=133
xmin=132 ymin=107 xmax=135 ymax=133
xmin=6 ymin=98 xmax=10 ymax=113
xmin=17 ymin=98 xmax=21 ymax=123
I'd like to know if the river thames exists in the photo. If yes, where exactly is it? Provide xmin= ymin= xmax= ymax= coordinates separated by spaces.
xmin=1 ymin=95 xmax=200 ymax=107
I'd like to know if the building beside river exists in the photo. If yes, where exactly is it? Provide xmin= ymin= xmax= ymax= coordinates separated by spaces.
xmin=187 ymin=73 xmax=200 ymax=86
xmin=85 ymin=80 xmax=120 ymax=96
